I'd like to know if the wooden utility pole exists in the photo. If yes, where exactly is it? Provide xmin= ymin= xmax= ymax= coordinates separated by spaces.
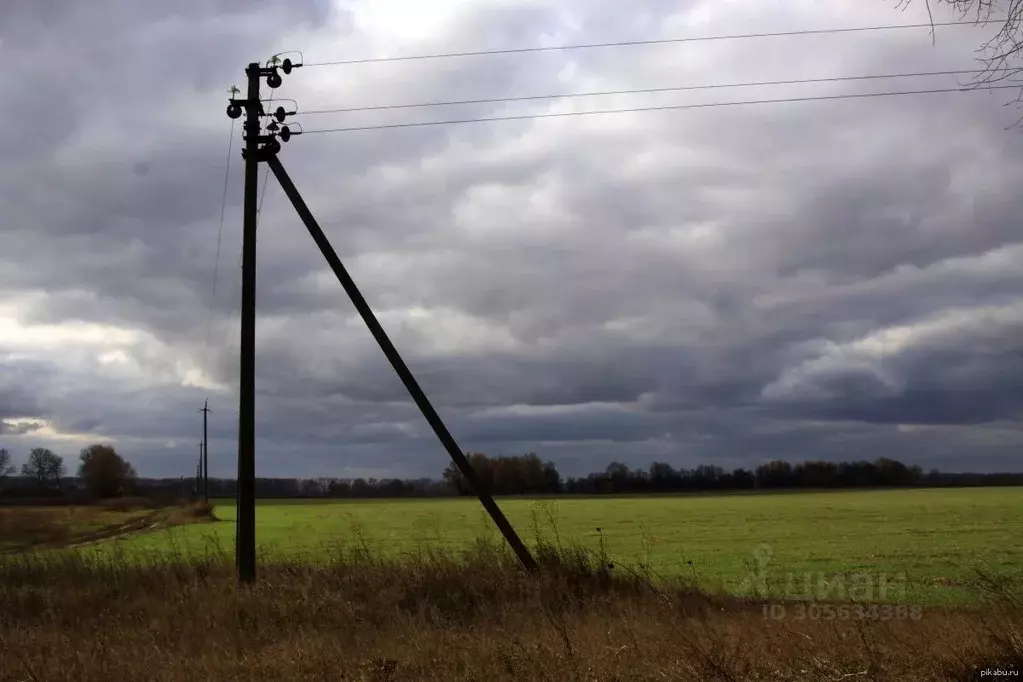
xmin=227 ymin=59 xmax=283 ymax=583
xmin=199 ymin=399 xmax=211 ymax=501
xmin=225 ymin=54 xmax=537 ymax=579
xmin=236 ymin=62 xmax=262 ymax=584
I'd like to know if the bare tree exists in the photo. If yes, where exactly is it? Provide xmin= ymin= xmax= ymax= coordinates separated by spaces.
xmin=21 ymin=448 xmax=65 ymax=490
xmin=0 ymin=448 xmax=14 ymax=487
xmin=898 ymin=0 xmax=1023 ymax=115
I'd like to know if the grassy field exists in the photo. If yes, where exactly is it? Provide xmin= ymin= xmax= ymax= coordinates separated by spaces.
xmin=3 ymin=489 xmax=1021 ymax=679
xmin=87 ymin=487 xmax=1023 ymax=606
xmin=1 ymin=543 xmax=1018 ymax=681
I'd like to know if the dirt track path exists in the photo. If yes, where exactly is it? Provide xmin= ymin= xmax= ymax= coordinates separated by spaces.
xmin=62 ymin=510 xmax=170 ymax=549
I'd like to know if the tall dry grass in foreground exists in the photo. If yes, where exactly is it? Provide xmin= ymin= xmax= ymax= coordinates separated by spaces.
xmin=1 ymin=538 xmax=1020 ymax=681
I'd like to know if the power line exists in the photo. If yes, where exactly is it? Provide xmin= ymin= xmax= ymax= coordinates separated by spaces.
xmin=257 ymin=93 xmax=277 ymax=217
xmin=257 ymin=157 xmax=273 ymax=216
xmin=223 ymin=247 xmax=244 ymax=408
xmin=203 ymin=84 xmax=277 ymax=395
xmin=203 ymin=119 xmax=236 ymax=376
xmin=223 ymin=91 xmax=275 ymax=409
xmin=301 ymin=84 xmax=1020 ymax=134
xmin=258 ymin=167 xmax=272 ymax=214
xmin=300 ymin=68 xmax=1005 ymax=115
xmin=216 ymin=96 xmax=275 ymax=397
xmin=303 ymin=20 xmax=1000 ymax=67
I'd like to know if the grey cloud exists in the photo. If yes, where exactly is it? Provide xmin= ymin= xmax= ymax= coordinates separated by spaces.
xmin=2 ymin=0 xmax=1023 ymax=478
xmin=0 ymin=367 xmax=47 ymax=422
xmin=761 ymin=304 xmax=1023 ymax=425
xmin=0 ymin=420 xmax=44 ymax=436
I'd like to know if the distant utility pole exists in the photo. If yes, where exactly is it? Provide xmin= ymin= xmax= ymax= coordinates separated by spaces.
xmin=199 ymin=399 xmax=211 ymax=502
xmin=196 ymin=443 xmax=203 ymax=498
xmin=224 ymin=56 xmax=538 ymax=584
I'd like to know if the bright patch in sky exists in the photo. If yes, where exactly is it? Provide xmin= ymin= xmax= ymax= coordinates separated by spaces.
xmin=378 ymin=305 xmax=521 ymax=354
xmin=0 ymin=312 xmax=141 ymax=352
xmin=347 ymin=0 xmax=471 ymax=43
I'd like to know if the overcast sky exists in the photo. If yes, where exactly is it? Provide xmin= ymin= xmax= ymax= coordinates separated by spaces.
xmin=1 ymin=0 xmax=1021 ymax=479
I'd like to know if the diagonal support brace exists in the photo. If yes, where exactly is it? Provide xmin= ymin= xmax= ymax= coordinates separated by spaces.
xmin=265 ymin=154 xmax=539 ymax=573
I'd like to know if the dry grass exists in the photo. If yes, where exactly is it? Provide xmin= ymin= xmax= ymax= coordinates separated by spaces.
xmin=0 ymin=537 xmax=1020 ymax=681
xmin=0 ymin=500 xmax=216 ymax=552
xmin=98 ymin=496 xmax=157 ymax=512
xmin=0 ymin=507 xmax=73 ymax=548
xmin=162 ymin=499 xmax=216 ymax=525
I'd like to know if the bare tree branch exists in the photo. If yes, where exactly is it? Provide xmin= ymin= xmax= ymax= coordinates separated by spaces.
xmin=895 ymin=1 xmax=1023 ymax=122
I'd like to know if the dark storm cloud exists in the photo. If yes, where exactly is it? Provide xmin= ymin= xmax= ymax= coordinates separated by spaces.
xmin=1 ymin=0 xmax=1022 ymax=477
xmin=761 ymin=301 xmax=1023 ymax=425
xmin=0 ymin=0 xmax=339 ymax=343
xmin=0 ymin=348 xmax=209 ymax=439
xmin=0 ymin=365 xmax=47 ymax=422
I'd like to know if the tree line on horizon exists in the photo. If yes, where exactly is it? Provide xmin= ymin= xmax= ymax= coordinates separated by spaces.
xmin=125 ymin=454 xmax=1023 ymax=499
xmin=440 ymin=453 xmax=1018 ymax=496
xmin=3 ymin=447 xmax=1021 ymax=502
xmin=0 ymin=445 xmax=138 ymax=500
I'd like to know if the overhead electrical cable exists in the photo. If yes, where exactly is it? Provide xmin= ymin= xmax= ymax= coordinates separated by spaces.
xmin=203 ymin=119 xmax=236 ymax=377
xmin=303 ymin=20 xmax=1002 ymax=66
xmin=301 ymin=84 xmax=1020 ymax=134
xmin=299 ymin=68 xmax=1008 ymax=115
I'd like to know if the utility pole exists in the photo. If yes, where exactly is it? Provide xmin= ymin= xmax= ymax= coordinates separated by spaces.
xmin=198 ymin=399 xmax=211 ymax=502
xmin=225 ymin=54 xmax=537 ymax=579
xmin=227 ymin=60 xmax=282 ymax=584
xmin=236 ymin=61 xmax=261 ymax=584
xmin=196 ymin=444 xmax=203 ymax=498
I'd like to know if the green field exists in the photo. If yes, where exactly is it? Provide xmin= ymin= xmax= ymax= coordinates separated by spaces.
xmin=90 ymin=487 xmax=1022 ymax=605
